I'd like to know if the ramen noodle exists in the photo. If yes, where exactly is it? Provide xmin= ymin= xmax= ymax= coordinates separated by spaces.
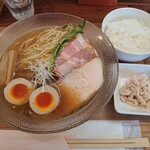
xmin=0 ymin=21 xmax=104 ymax=118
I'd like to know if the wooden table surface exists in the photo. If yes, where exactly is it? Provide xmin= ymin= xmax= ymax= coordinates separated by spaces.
xmin=0 ymin=0 xmax=150 ymax=149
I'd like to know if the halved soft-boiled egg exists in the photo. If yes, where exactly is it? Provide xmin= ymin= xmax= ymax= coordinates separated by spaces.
xmin=4 ymin=78 xmax=34 ymax=105
xmin=29 ymin=85 xmax=60 ymax=115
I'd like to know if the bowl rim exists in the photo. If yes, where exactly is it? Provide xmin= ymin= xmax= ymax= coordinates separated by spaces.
xmin=115 ymin=47 xmax=150 ymax=55
xmin=103 ymin=7 xmax=150 ymax=22
xmin=102 ymin=7 xmax=150 ymax=31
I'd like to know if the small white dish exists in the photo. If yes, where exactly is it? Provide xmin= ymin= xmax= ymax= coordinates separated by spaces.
xmin=114 ymin=63 xmax=150 ymax=116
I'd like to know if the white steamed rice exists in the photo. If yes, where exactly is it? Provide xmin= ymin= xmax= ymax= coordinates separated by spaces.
xmin=104 ymin=19 xmax=150 ymax=53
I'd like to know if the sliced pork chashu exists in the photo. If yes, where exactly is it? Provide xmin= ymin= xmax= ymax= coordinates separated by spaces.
xmin=56 ymin=34 xmax=93 ymax=66
xmin=56 ymin=57 xmax=103 ymax=114
xmin=55 ymin=47 xmax=96 ymax=77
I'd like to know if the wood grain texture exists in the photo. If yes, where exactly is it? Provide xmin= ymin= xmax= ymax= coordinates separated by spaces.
xmin=67 ymin=138 xmax=150 ymax=148
xmin=0 ymin=1 xmax=150 ymax=149
xmin=0 ymin=0 xmax=3 ymax=14
xmin=0 ymin=0 xmax=150 ymax=27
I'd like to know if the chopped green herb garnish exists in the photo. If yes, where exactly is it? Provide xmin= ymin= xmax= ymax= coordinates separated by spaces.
xmin=62 ymin=24 xmax=69 ymax=29
xmin=49 ymin=20 xmax=86 ymax=72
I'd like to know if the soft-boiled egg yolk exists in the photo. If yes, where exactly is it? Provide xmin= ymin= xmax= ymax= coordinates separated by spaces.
xmin=10 ymin=84 xmax=29 ymax=99
xmin=4 ymin=78 xmax=34 ymax=105
xmin=35 ymin=92 xmax=55 ymax=110
xmin=29 ymin=86 xmax=60 ymax=115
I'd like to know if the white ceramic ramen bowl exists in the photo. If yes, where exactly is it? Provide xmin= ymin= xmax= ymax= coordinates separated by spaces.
xmin=102 ymin=7 xmax=150 ymax=62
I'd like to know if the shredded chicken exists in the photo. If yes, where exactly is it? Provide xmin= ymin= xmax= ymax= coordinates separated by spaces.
xmin=119 ymin=75 xmax=150 ymax=109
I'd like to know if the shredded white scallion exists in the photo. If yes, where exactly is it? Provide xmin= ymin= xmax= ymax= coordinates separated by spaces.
xmin=27 ymin=60 xmax=61 ymax=97
xmin=27 ymin=60 xmax=56 ymax=87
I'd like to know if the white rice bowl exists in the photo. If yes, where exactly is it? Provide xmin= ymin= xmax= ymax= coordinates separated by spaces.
xmin=102 ymin=7 xmax=150 ymax=62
